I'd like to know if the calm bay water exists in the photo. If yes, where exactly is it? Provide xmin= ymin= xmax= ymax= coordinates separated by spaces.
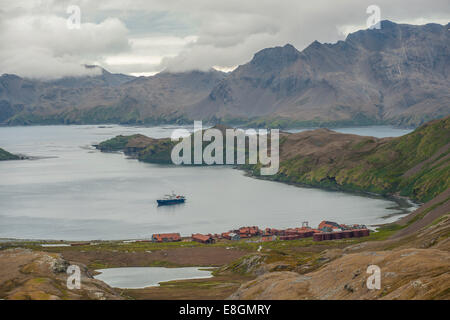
xmin=0 ymin=125 xmax=413 ymax=240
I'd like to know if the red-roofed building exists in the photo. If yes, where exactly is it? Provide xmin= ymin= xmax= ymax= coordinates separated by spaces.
xmin=238 ymin=226 xmax=261 ymax=238
xmin=318 ymin=220 xmax=342 ymax=232
xmin=222 ymin=232 xmax=240 ymax=241
xmin=192 ymin=233 xmax=215 ymax=244
xmin=152 ymin=233 xmax=181 ymax=243
xmin=262 ymin=235 xmax=276 ymax=242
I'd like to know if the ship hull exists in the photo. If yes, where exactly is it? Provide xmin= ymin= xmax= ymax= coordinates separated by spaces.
xmin=157 ymin=199 xmax=185 ymax=206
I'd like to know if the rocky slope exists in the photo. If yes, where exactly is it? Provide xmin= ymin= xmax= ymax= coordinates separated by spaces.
xmin=0 ymin=20 xmax=448 ymax=127
xmin=0 ymin=68 xmax=226 ymax=125
xmin=229 ymin=247 xmax=449 ymax=299
xmin=0 ymin=248 xmax=122 ymax=300
xmin=228 ymin=189 xmax=449 ymax=300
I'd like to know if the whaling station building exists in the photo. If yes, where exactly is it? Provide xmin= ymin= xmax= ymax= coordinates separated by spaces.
xmin=151 ymin=233 xmax=181 ymax=243
xmin=191 ymin=233 xmax=215 ymax=244
xmin=151 ymin=221 xmax=371 ymax=244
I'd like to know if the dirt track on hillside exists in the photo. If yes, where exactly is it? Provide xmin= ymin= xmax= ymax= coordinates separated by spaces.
xmin=392 ymin=188 xmax=450 ymax=239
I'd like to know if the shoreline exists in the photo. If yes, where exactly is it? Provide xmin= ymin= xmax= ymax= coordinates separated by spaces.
xmin=0 ymin=124 xmax=424 ymax=243
xmin=239 ymin=167 xmax=419 ymax=216
xmin=0 ymin=121 xmax=418 ymax=130
xmin=0 ymin=164 xmax=420 ymax=243
xmin=0 ymin=199 xmax=416 ymax=243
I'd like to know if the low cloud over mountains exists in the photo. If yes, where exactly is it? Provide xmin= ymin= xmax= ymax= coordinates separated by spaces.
xmin=0 ymin=21 xmax=449 ymax=127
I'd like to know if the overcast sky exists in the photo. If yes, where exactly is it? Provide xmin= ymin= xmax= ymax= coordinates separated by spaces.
xmin=0 ymin=0 xmax=448 ymax=79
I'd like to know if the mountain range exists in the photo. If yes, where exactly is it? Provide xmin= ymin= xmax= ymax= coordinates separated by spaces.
xmin=0 ymin=20 xmax=449 ymax=127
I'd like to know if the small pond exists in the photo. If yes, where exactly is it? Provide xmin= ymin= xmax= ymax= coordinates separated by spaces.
xmin=94 ymin=267 xmax=214 ymax=289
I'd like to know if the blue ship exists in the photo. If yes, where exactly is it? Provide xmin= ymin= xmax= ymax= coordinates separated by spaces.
xmin=157 ymin=192 xmax=186 ymax=206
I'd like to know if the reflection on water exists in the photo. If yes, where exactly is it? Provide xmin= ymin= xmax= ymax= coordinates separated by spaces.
xmin=0 ymin=125 xmax=413 ymax=240
xmin=287 ymin=126 xmax=413 ymax=138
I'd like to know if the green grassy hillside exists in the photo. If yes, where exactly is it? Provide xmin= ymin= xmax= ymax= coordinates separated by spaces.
xmin=97 ymin=134 xmax=141 ymax=151
xmin=0 ymin=148 xmax=19 ymax=161
xmin=256 ymin=116 xmax=449 ymax=202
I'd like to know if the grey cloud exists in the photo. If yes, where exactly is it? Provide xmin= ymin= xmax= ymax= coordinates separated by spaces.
xmin=0 ymin=0 xmax=448 ymax=78
xmin=0 ymin=1 xmax=131 ymax=79
xmin=158 ymin=0 xmax=450 ymax=71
